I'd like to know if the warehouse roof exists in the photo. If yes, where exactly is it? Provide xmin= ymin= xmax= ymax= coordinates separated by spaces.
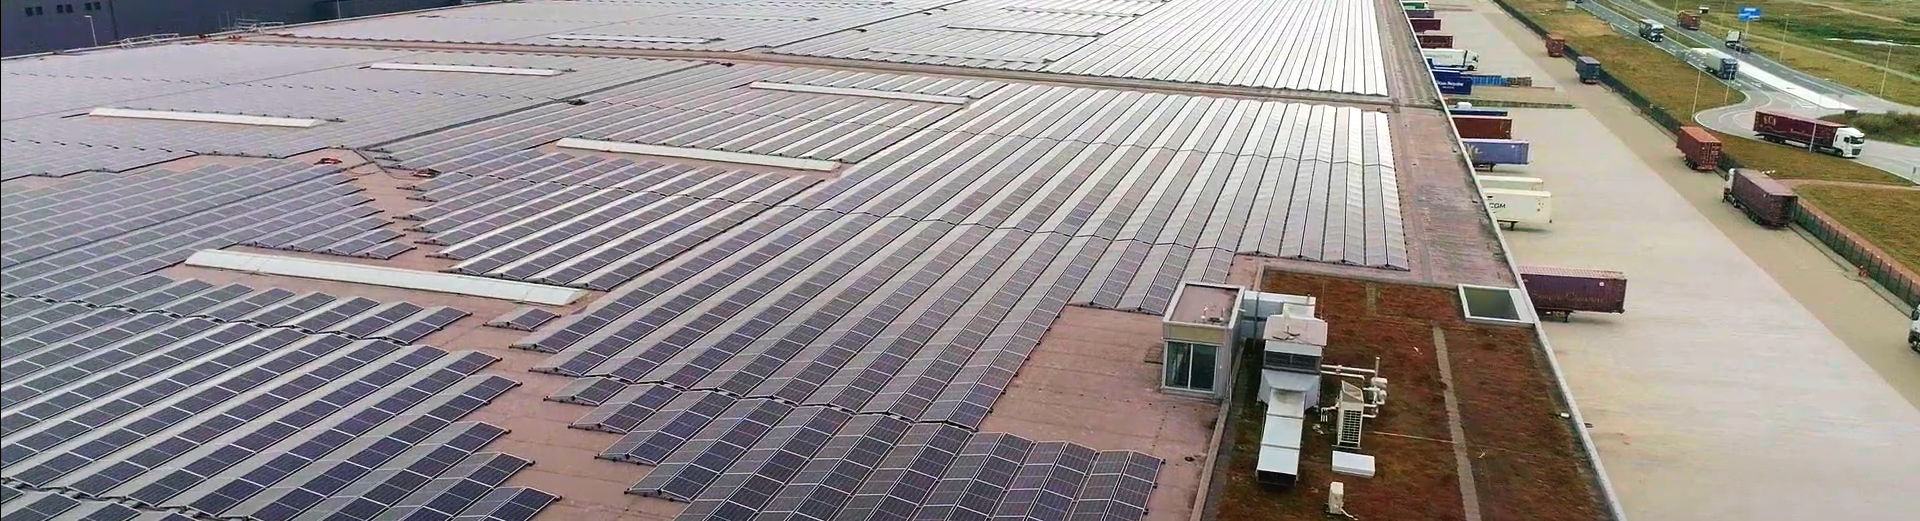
xmin=0 ymin=1 xmax=1517 ymax=521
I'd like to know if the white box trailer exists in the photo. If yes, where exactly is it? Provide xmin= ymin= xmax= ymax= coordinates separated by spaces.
xmin=1421 ymin=48 xmax=1479 ymax=70
xmin=1483 ymin=188 xmax=1553 ymax=229
xmin=1475 ymin=175 xmax=1545 ymax=192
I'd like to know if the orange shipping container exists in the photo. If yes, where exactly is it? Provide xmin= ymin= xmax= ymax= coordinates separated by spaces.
xmin=1676 ymin=126 xmax=1722 ymax=171
xmin=1417 ymin=33 xmax=1454 ymax=48
xmin=1546 ymin=34 xmax=1566 ymax=57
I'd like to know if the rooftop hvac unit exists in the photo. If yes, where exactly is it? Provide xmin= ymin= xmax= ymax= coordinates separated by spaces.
xmin=1334 ymin=381 xmax=1367 ymax=450
xmin=1327 ymin=482 xmax=1347 ymax=515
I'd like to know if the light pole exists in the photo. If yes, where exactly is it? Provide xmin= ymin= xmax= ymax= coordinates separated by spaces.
xmin=1882 ymin=44 xmax=1894 ymax=97
xmin=1691 ymin=69 xmax=1703 ymax=115
xmin=83 ymin=15 xmax=97 ymax=47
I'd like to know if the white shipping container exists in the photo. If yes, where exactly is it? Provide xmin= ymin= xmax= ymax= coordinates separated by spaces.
xmin=1475 ymin=175 xmax=1546 ymax=192
xmin=1483 ymin=188 xmax=1553 ymax=228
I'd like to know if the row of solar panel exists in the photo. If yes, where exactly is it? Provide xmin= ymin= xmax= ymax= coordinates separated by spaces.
xmin=373 ymin=64 xmax=1000 ymax=172
xmin=0 ymin=302 xmax=558 ymax=521
xmin=0 ymin=163 xmax=370 ymax=302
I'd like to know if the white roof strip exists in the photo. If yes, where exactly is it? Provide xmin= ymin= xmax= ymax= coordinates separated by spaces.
xmin=87 ymin=108 xmax=323 ymax=128
xmin=676 ymin=14 xmax=820 ymax=22
xmin=546 ymin=34 xmax=715 ymax=44
xmin=747 ymin=82 xmax=970 ymax=105
xmin=555 ymin=138 xmax=840 ymax=171
xmin=366 ymin=63 xmax=563 ymax=76
xmin=944 ymin=24 xmax=1104 ymax=37
xmin=1000 ymin=7 xmax=1143 ymax=17
xmin=866 ymin=48 xmax=1050 ymax=64
xmin=184 ymin=250 xmax=588 ymax=305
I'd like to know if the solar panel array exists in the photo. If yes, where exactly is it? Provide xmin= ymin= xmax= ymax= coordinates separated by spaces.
xmin=0 ymin=46 xmax=698 ymax=179
xmin=0 ymin=161 xmax=403 ymax=299
xmin=0 ymin=275 xmax=556 ymax=521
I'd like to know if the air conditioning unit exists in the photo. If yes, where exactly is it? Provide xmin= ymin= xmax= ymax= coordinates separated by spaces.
xmin=1327 ymin=481 xmax=1348 ymax=515
xmin=1334 ymin=382 xmax=1368 ymax=450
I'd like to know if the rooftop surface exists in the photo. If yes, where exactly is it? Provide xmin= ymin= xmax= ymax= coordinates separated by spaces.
xmin=0 ymin=1 xmax=1554 ymax=521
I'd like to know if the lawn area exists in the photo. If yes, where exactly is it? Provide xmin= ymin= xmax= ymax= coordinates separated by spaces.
xmin=1492 ymin=0 xmax=1913 ymax=186
xmin=1795 ymin=184 xmax=1920 ymax=274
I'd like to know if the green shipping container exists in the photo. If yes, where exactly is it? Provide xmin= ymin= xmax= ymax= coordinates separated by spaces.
xmin=1402 ymin=1 xmax=1429 ymax=9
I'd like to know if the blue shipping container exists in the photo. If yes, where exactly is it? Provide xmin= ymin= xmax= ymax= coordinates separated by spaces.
xmin=1466 ymin=74 xmax=1507 ymax=86
xmin=1432 ymin=69 xmax=1473 ymax=95
xmin=1449 ymin=108 xmax=1510 ymax=117
xmin=1464 ymin=139 xmax=1531 ymax=165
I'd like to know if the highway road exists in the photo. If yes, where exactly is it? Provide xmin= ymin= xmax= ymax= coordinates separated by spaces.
xmin=1577 ymin=0 xmax=1920 ymax=182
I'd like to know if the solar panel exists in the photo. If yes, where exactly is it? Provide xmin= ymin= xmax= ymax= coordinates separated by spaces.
xmin=483 ymin=307 xmax=560 ymax=332
xmin=544 ymin=377 xmax=625 ymax=406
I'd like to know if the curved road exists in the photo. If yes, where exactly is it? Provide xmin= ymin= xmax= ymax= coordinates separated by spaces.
xmin=1579 ymin=0 xmax=1920 ymax=182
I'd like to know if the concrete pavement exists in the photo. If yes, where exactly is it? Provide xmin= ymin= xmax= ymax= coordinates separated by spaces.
xmin=1444 ymin=2 xmax=1920 ymax=520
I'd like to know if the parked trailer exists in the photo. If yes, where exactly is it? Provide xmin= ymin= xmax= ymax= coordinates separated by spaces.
xmin=1519 ymin=266 xmax=1628 ymax=321
xmin=1676 ymin=126 xmax=1722 ymax=171
xmin=1722 ymin=169 xmax=1797 ymax=228
xmin=1417 ymin=33 xmax=1454 ymax=49
xmin=1475 ymin=175 xmax=1545 ymax=192
xmin=1422 ymin=48 xmax=1478 ymax=70
xmin=1411 ymin=18 xmax=1441 ymax=32
xmin=1483 ymin=188 xmax=1553 ymax=229
xmin=1752 ymin=110 xmax=1866 ymax=158
xmin=1449 ymin=107 xmax=1509 ymax=117
xmin=1576 ymin=57 xmax=1602 ymax=83
xmin=1452 ymin=115 xmax=1514 ymax=140
xmin=1546 ymin=34 xmax=1566 ymax=57
xmin=1406 ymin=8 xmax=1435 ymax=18
xmin=1677 ymin=11 xmax=1701 ymax=30
xmin=1463 ymin=138 xmax=1530 ymax=170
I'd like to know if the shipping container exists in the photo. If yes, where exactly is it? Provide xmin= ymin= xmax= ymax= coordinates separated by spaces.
xmin=1475 ymin=175 xmax=1545 ymax=192
xmin=1417 ymin=33 xmax=1454 ymax=49
xmin=1752 ymin=110 xmax=1865 ymax=158
xmin=1405 ymin=8 xmax=1436 ymax=18
xmin=1449 ymin=107 xmax=1509 ymax=117
xmin=1576 ymin=57 xmax=1602 ymax=83
xmin=1483 ymin=188 xmax=1553 ymax=228
xmin=1676 ymin=126 xmax=1722 ymax=171
xmin=1452 ymin=115 xmax=1514 ymax=140
xmin=1411 ymin=18 xmax=1441 ymax=32
xmin=1677 ymin=11 xmax=1701 ymax=30
xmin=1519 ymin=266 xmax=1628 ymax=318
xmin=1401 ymin=1 xmax=1429 ymax=9
xmin=1546 ymin=34 xmax=1566 ymax=57
xmin=1722 ymin=169 xmax=1797 ymax=228
xmin=1463 ymin=138 xmax=1530 ymax=169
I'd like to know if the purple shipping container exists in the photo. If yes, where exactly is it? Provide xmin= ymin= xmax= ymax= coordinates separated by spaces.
xmin=1463 ymin=138 xmax=1530 ymax=167
xmin=1520 ymin=266 xmax=1628 ymax=315
xmin=1411 ymin=18 xmax=1442 ymax=32
xmin=1724 ymin=169 xmax=1797 ymax=228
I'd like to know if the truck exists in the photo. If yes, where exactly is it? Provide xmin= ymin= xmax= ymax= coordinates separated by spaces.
xmin=1722 ymin=169 xmax=1797 ymax=228
xmin=1451 ymin=115 xmax=1514 ymax=139
xmin=1725 ymin=30 xmax=1749 ymax=53
xmin=1518 ymin=266 xmax=1628 ymax=320
xmin=1676 ymin=126 xmax=1722 ymax=171
xmin=1546 ymin=34 xmax=1566 ymax=57
xmin=1752 ymin=110 xmax=1866 ymax=158
xmin=1576 ymin=57 xmax=1602 ymax=83
xmin=1422 ymin=48 xmax=1479 ymax=70
xmin=1707 ymin=56 xmax=1738 ymax=80
xmin=1909 ymin=307 xmax=1918 ymax=353
xmin=1638 ymin=19 xmax=1666 ymax=42
xmin=1483 ymin=188 xmax=1553 ymax=229
xmin=1463 ymin=138 xmax=1529 ymax=169
xmin=1676 ymin=11 xmax=1701 ymax=30
xmin=1411 ymin=18 xmax=1441 ymax=33
xmin=1417 ymin=33 xmax=1454 ymax=49
xmin=1475 ymin=175 xmax=1545 ymax=192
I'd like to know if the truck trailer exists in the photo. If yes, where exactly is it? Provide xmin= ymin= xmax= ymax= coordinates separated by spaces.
xmin=1417 ymin=33 xmax=1455 ymax=49
xmin=1576 ymin=57 xmax=1602 ymax=83
xmin=1422 ymin=48 xmax=1479 ymax=70
xmin=1451 ymin=115 xmax=1514 ymax=140
xmin=1676 ymin=126 xmax=1722 ymax=171
xmin=1411 ymin=18 xmax=1441 ymax=32
xmin=1475 ymin=175 xmax=1545 ymax=192
xmin=1483 ymin=188 xmax=1553 ymax=229
xmin=1723 ymin=169 xmax=1797 ymax=228
xmin=1707 ymin=57 xmax=1738 ymax=80
xmin=1519 ymin=266 xmax=1628 ymax=320
xmin=1676 ymin=11 xmax=1701 ymax=30
xmin=1752 ymin=111 xmax=1865 ymax=158
xmin=1405 ymin=8 xmax=1435 ymax=18
xmin=1464 ymin=138 xmax=1530 ymax=169
xmin=1638 ymin=19 xmax=1666 ymax=42
xmin=1546 ymin=34 xmax=1566 ymax=57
